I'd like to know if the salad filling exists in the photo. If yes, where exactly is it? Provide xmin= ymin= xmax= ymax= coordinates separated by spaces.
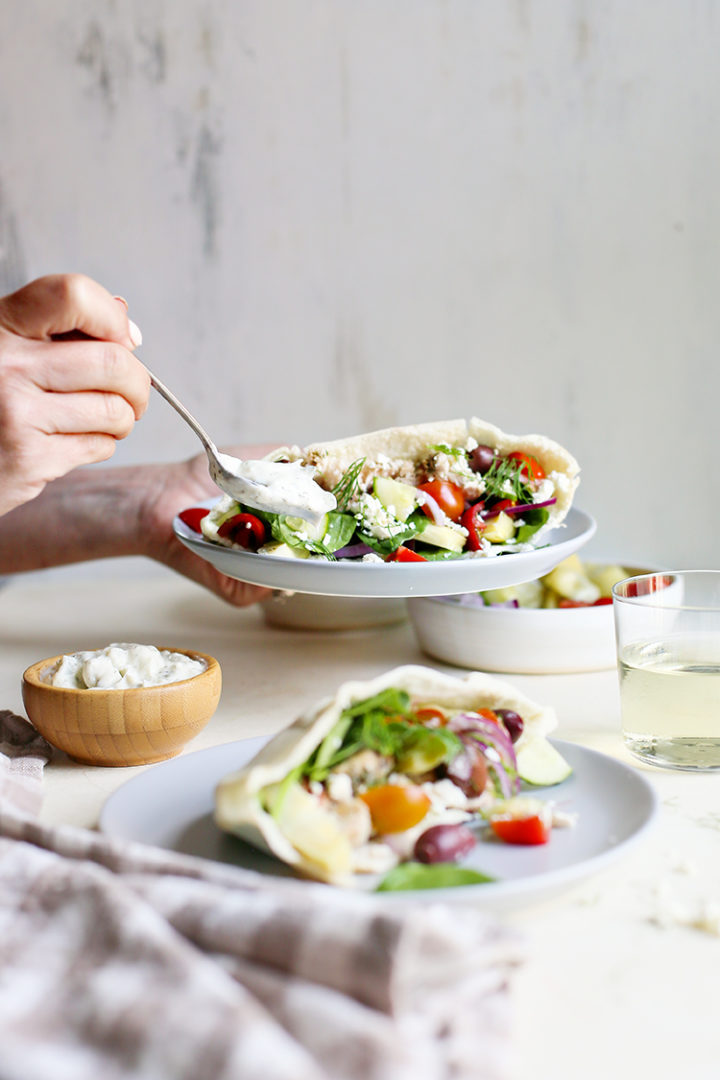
xmin=214 ymin=665 xmax=574 ymax=888
xmin=184 ymin=418 xmax=579 ymax=562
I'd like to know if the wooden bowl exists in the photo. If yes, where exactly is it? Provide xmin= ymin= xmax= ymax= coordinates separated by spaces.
xmin=22 ymin=648 xmax=222 ymax=767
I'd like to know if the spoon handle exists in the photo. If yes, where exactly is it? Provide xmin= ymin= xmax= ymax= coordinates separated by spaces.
xmin=146 ymin=368 xmax=217 ymax=457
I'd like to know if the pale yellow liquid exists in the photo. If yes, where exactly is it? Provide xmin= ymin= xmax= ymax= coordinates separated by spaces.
xmin=619 ymin=635 xmax=720 ymax=769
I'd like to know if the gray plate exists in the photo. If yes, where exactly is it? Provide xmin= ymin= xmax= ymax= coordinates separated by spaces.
xmin=99 ymin=737 xmax=659 ymax=908
xmin=173 ymin=504 xmax=596 ymax=598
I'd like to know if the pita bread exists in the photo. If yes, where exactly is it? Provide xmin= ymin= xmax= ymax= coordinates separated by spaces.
xmin=269 ymin=416 xmax=580 ymax=534
xmin=214 ymin=664 xmax=558 ymax=885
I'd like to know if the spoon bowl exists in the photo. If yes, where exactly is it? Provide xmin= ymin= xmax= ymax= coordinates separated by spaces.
xmin=147 ymin=369 xmax=335 ymax=524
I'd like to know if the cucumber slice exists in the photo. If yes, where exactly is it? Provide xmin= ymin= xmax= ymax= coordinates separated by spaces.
xmin=420 ymin=522 xmax=466 ymax=553
xmin=373 ymin=476 xmax=418 ymax=522
xmin=516 ymin=738 xmax=573 ymax=786
xmin=284 ymin=514 xmax=328 ymax=542
xmin=260 ymin=541 xmax=310 ymax=559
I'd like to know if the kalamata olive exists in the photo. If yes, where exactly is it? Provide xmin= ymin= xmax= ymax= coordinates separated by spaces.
xmin=414 ymin=823 xmax=477 ymax=864
xmin=496 ymin=708 xmax=524 ymax=743
xmin=446 ymin=744 xmax=488 ymax=796
xmin=468 ymin=444 xmax=497 ymax=474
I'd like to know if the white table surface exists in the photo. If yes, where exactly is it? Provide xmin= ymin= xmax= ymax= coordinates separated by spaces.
xmin=2 ymin=568 xmax=720 ymax=1080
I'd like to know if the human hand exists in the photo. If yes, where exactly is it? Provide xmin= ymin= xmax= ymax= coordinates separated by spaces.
xmin=0 ymin=274 xmax=150 ymax=516
xmin=136 ymin=448 xmax=278 ymax=607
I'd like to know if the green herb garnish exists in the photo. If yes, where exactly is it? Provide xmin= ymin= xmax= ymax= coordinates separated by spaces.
xmin=429 ymin=442 xmax=466 ymax=459
xmin=332 ymin=458 xmax=366 ymax=511
xmin=481 ymin=456 xmax=534 ymax=505
xmin=514 ymin=506 xmax=550 ymax=543
xmin=302 ymin=688 xmax=462 ymax=781
xmin=376 ymin=862 xmax=495 ymax=891
xmin=356 ymin=509 xmax=428 ymax=556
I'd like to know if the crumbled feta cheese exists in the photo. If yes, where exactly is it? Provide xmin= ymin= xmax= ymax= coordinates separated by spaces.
xmin=350 ymin=493 xmax=408 ymax=541
xmin=326 ymin=772 xmax=354 ymax=803
xmin=533 ymin=478 xmax=555 ymax=503
xmin=421 ymin=777 xmax=470 ymax=812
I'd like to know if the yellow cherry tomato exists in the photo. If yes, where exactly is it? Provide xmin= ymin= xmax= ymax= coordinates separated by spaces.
xmin=359 ymin=783 xmax=431 ymax=834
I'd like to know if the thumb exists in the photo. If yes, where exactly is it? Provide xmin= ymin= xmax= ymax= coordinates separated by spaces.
xmin=0 ymin=274 xmax=142 ymax=349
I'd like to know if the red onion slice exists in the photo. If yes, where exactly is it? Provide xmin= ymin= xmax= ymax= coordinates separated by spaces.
xmin=415 ymin=489 xmax=445 ymax=524
xmin=482 ymin=497 xmax=557 ymax=520
xmin=334 ymin=542 xmax=375 ymax=559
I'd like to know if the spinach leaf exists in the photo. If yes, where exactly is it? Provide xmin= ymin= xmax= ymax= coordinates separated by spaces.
xmin=376 ymin=862 xmax=495 ymax=891
xmin=413 ymin=545 xmax=464 ymax=561
xmin=322 ymin=512 xmax=357 ymax=552
xmin=357 ymin=509 xmax=428 ymax=556
xmin=515 ymin=506 xmax=549 ymax=543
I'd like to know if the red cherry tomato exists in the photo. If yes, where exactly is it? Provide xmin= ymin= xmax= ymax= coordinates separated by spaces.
xmin=506 ymin=451 xmax=546 ymax=481
xmin=386 ymin=545 xmax=428 ymax=563
xmin=359 ymin=784 xmax=431 ymax=834
xmin=477 ymin=707 xmax=500 ymax=724
xmin=418 ymin=480 xmax=466 ymax=522
xmin=413 ymin=705 xmax=448 ymax=727
xmin=460 ymin=501 xmax=486 ymax=550
xmin=490 ymin=498 xmax=517 ymax=514
xmin=178 ymin=507 xmax=210 ymax=533
xmin=490 ymin=815 xmax=551 ymax=845
xmin=558 ymin=597 xmax=613 ymax=608
xmin=217 ymin=512 xmax=266 ymax=551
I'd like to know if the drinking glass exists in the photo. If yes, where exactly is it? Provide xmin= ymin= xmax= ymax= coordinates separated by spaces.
xmin=613 ymin=571 xmax=720 ymax=770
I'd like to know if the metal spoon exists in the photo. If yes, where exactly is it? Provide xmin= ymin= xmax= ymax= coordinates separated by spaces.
xmin=147 ymin=369 xmax=336 ymax=524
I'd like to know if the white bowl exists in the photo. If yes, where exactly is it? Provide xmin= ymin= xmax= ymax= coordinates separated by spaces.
xmin=407 ymin=565 xmax=665 ymax=674
xmin=262 ymin=594 xmax=407 ymax=631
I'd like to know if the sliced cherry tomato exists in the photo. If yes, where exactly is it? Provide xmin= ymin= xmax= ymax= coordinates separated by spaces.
xmin=385 ymin=545 xmax=428 ymax=563
xmin=359 ymin=783 xmax=431 ymax=834
xmin=418 ymin=480 xmax=466 ymax=522
xmin=490 ymin=498 xmax=517 ymax=514
xmin=217 ymin=512 xmax=266 ymax=551
xmin=178 ymin=507 xmax=210 ymax=533
xmin=506 ymin=451 xmax=546 ymax=482
xmin=490 ymin=815 xmax=551 ymax=845
xmin=558 ymin=597 xmax=613 ymax=608
xmin=413 ymin=705 xmax=448 ymax=727
xmin=460 ymin=501 xmax=486 ymax=550
xmin=625 ymin=575 xmax=674 ymax=598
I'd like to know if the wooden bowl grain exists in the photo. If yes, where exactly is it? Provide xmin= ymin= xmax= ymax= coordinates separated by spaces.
xmin=22 ymin=648 xmax=222 ymax=767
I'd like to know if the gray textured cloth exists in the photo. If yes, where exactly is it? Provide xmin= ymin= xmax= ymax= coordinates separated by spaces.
xmin=0 ymin=712 xmax=522 ymax=1080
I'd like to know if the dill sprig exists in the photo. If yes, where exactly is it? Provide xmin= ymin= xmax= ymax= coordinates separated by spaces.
xmin=481 ymin=456 xmax=534 ymax=505
xmin=332 ymin=457 xmax=366 ymax=511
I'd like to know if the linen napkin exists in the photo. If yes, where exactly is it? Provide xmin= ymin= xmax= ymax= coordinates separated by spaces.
xmin=0 ymin=711 xmax=523 ymax=1080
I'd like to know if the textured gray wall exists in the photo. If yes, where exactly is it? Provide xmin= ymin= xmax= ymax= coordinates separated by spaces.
xmin=1 ymin=1 xmax=718 ymax=568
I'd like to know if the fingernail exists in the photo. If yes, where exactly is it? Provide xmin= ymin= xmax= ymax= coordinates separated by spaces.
xmin=128 ymin=319 xmax=143 ymax=347
xmin=114 ymin=295 xmax=129 ymax=309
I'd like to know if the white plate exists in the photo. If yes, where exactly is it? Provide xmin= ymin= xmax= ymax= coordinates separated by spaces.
xmin=99 ymin=736 xmax=659 ymax=908
xmin=173 ymin=503 xmax=596 ymax=598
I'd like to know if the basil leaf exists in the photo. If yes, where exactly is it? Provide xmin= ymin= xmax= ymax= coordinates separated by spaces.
xmin=376 ymin=862 xmax=495 ymax=892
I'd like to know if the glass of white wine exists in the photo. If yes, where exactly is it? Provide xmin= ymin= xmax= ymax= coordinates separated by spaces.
xmin=613 ymin=571 xmax=720 ymax=770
